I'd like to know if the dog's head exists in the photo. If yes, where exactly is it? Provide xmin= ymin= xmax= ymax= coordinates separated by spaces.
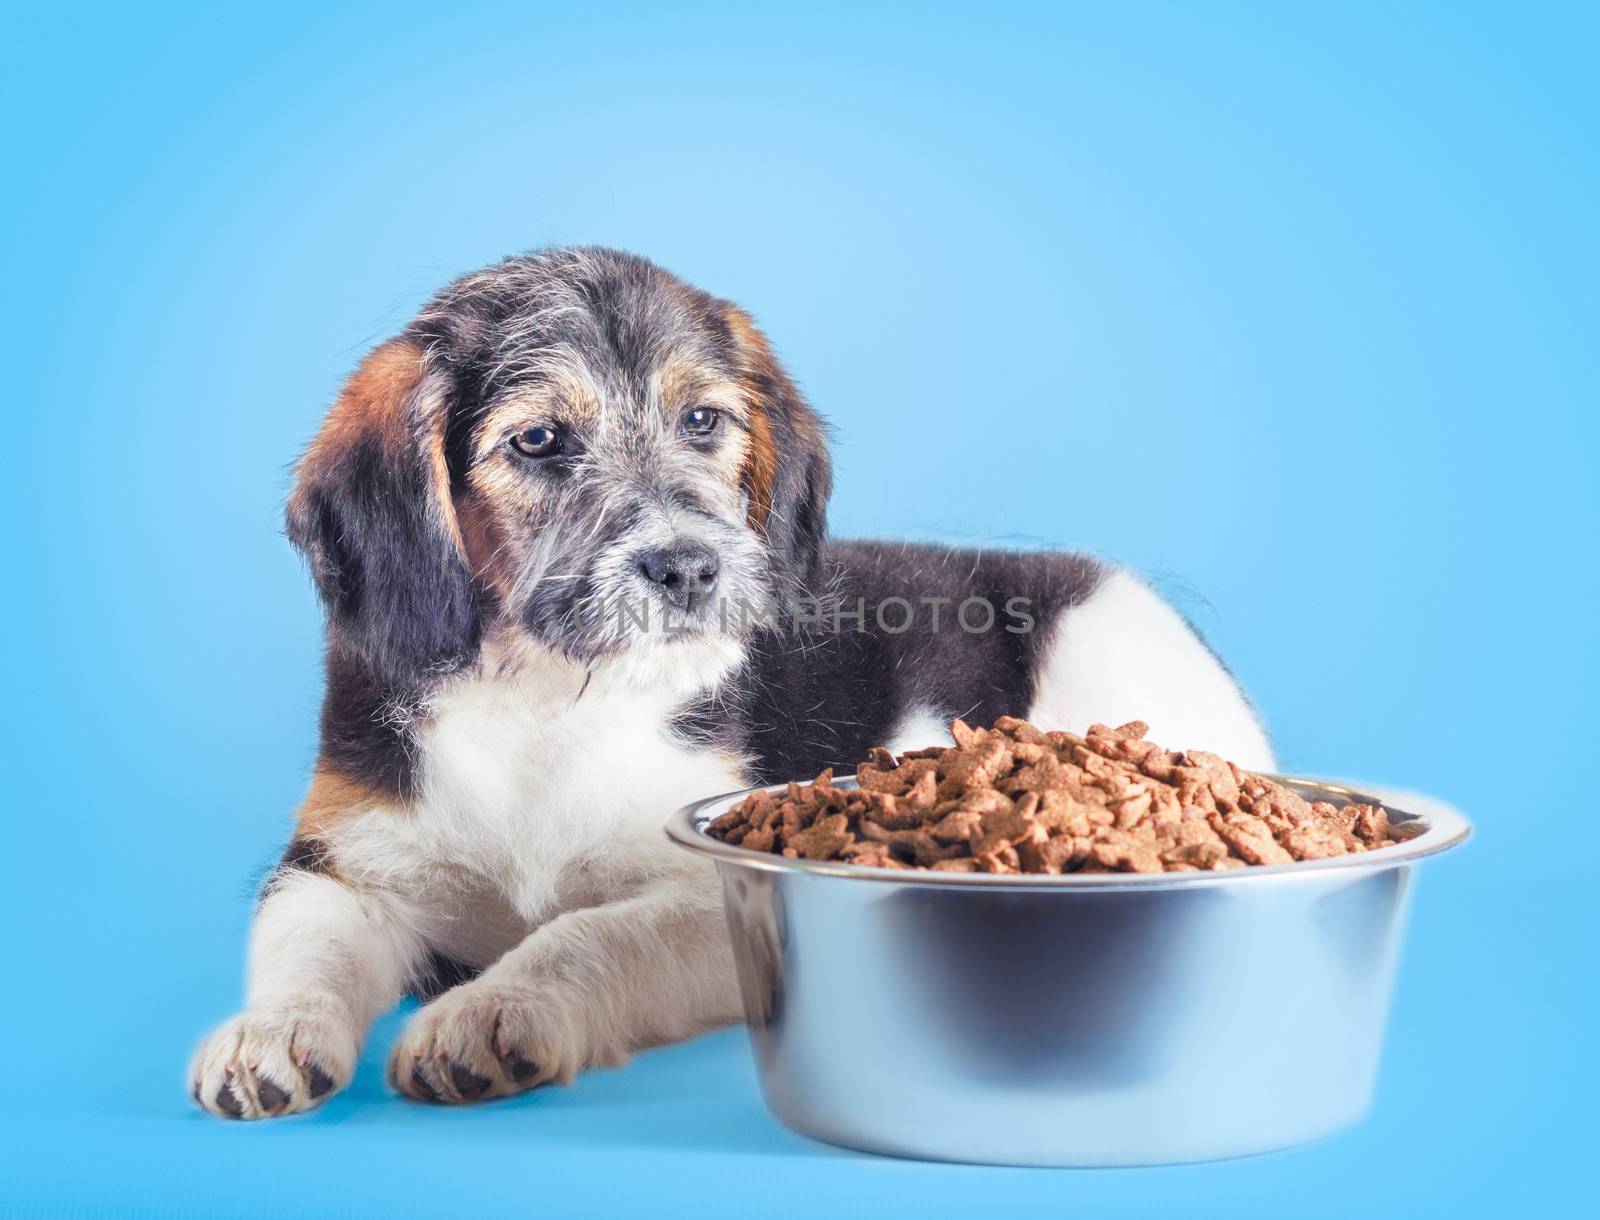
xmin=287 ymin=248 xmax=831 ymax=692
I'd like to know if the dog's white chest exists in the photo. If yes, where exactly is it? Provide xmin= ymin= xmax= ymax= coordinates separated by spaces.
xmin=414 ymin=661 xmax=744 ymax=920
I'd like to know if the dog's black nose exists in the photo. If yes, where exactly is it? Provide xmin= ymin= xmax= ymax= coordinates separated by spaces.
xmin=636 ymin=543 xmax=720 ymax=607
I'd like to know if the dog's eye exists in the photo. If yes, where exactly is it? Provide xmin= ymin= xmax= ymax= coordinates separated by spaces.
xmin=682 ymin=406 xmax=721 ymax=437
xmin=510 ymin=425 xmax=563 ymax=459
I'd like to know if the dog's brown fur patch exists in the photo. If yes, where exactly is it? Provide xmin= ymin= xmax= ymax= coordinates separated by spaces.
xmin=302 ymin=340 xmax=422 ymax=463
xmin=295 ymin=766 xmax=395 ymax=840
xmin=724 ymin=306 xmax=784 ymax=532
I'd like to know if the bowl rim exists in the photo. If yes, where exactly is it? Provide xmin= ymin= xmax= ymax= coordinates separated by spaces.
xmin=664 ymin=774 xmax=1471 ymax=890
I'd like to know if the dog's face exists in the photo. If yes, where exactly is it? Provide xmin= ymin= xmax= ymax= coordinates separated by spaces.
xmin=446 ymin=271 xmax=777 ymax=662
xmin=287 ymin=249 xmax=831 ymax=692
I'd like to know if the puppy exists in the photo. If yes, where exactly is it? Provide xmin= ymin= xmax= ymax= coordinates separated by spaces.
xmin=190 ymin=247 xmax=1273 ymax=1118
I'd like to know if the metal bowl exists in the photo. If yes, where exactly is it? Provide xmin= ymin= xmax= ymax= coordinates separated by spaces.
xmin=665 ymin=776 xmax=1469 ymax=1166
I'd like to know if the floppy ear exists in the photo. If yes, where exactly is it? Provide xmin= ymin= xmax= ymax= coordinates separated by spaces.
xmin=724 ymin=306 xmax=833 ymax=586
xmin=285 ymin=338 xmax=479 ymax=691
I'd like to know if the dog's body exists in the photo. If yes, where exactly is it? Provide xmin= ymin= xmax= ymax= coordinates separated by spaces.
xmin=191 ymin=248 xmax=1273 ymax=1118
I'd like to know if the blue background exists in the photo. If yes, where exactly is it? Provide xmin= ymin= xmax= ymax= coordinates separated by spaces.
xmin=3 ymin=2 xmax=1594 ymax=1215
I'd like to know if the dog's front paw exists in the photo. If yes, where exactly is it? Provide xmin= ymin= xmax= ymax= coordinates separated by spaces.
xmin=389 ymin=979 xmax=603 ymax=1104
xmin=189 ymin=1006 xmax=357 ymax=1119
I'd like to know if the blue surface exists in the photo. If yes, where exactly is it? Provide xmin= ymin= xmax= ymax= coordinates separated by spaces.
xmin=2 ymin=2 xmax=1594 ymax=1216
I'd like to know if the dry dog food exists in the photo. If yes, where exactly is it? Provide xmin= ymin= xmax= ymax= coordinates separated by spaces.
xmin=707 ymin=717 xmax=1401 ymax=874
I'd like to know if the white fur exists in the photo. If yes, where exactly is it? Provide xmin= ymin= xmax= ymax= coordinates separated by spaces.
xmin=392 ymin=636 xmax=744 ymax=917
xmin=884 ymin=705 xmax=955 ymax=756
xmin=1027 ymin=569 xmax=1276 ymax=771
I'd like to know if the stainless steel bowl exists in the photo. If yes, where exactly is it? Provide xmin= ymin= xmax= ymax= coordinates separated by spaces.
xmin=666 ymin=776 xmax=1469 ymax=1166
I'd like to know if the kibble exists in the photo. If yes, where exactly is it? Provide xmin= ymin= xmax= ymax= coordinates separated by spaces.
xmin=706 ymin=716 xmax=1401 ymax=875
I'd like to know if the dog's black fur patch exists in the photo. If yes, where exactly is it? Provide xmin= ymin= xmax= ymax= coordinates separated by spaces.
xmin=410 ymin=951 xmax=482 ymax=1002
xmin=318 ymin=639 xmax=418 ymax=800
xmin=675 ymin=541 xmax=1104 ymax=782
xmin=258 ymin=834 xmax=335 ymax=904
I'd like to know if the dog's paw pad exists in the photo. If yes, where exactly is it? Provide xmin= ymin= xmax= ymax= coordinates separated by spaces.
xmin=254 ymin=1075 xmax=292 ymax=1112
xmin=213 ymin=1081 xmax=244 ymax=1118
xmin=450 ymin=1063 xmax=491 ymax=1099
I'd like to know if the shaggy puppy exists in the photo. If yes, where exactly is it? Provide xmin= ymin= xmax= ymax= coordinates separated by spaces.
xmin=190 ymin=247 xmax=1273 ymax=1118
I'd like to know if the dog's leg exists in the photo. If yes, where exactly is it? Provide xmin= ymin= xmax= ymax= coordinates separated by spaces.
xmin=190 ymin=867 xmax=425 ymax=1118
xmin=389 ymin=868 xmax=738 ymax=1102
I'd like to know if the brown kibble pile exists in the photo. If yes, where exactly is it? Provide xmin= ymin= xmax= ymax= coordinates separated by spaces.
xmin=706 ymin=716 xmax=1402 ymax=875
